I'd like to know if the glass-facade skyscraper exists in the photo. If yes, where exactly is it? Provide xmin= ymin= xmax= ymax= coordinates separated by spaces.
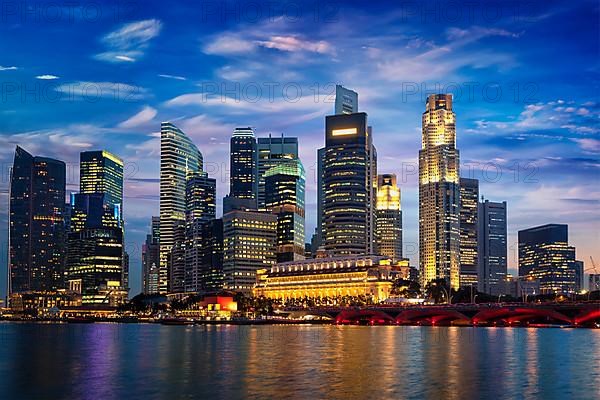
xmin=375 ymin=174 xmax=402 ymax=261
xmin=323 ymin=112 xmax=376 ymax=256
xmin=265 ymin=160 xmax=306 ymax=262
xmin=518 ymin=224 xmax=581 ymax=294
xmin=230 ymin=127 xmax=257 ymax=205
xmin=478 ymin=200 xmax=507 ymax=295
xmin=9 ymin=146 xmax=66 ymax=294
xmin=459 ymin=177 xmax=479 ymax=287
xmin=419 ymin=94 xmax=460 ymax=290
xmin=142 ymin=216 xmax=160 ymax=294
xmin=257 ymin=134 xmax=298 ymax=209
xmin=160 ymin=122 xmax=203 ymax=293
xmin=80 ymin=150 xmax=124 ymax=213
xmin=334 ymin=85 xmax=358 ymax=115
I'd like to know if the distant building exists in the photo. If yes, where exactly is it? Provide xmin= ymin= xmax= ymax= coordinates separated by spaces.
xmin=160 ymin=122 xmax=203 ymax=293
xmin=323 ymin=112 xmax=376 ymax=256
xmin=9 ymin=146 xmax=66 ymax=294
xmin=223 ymin=210 xmax=277 ymax=294
xmin=230 ymin=127 xmax=257 ymax=207
xmin=199 ymin=218 xmax=225 ymax=293
xmin=142 ymin=217 xmax=160 ymax=294
xmin=334 ymin=84 xmax=359 ymax=115
xmin=518 ymin=224 xmax=582 ymax=294
xmin=184 ymin=172 xmax=216 ymax=293
xmin=459 ymin=178 xmax=479 ymax=287
xmin=589 ymin=274 xmax=600 ymax=292
xmin=257 ymin=134 xmax=298 ymax=208
xmin=478 ymin=200 xmax=507 ymax=295
xmin=419 ymin=94 xmax=460 ymax=290
xmin=314 ymin=147 xmax=326 ymax=253
xmin=503 ymin=276 xmax=541 ymax=299
xmin=264 ymin=160 xmax=306 ymax=262
xmin=254 ymin=255 xmax=397 ymax=303
xmin=375 ymin=174 xmax=402 ymax=260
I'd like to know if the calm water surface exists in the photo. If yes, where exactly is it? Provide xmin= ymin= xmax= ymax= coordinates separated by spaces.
xmin=0 ymin=322 xmax=598 ymax=399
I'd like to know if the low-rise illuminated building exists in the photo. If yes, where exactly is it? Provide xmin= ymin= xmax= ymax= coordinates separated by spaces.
xmin=253 ymin=255 xmax=400 ymax=303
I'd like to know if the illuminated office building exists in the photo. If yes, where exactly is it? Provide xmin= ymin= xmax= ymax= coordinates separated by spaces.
xmin=313 ymin=147 xmax=326 ymax=254
xmin=199 ymin=218 xmax=225 ymax=293
xmin=459 ymin=178 xmax=479 ymax=287
xmin=257 ymin=134 xmax=298 ymax=208
xmin=80 ymin=150 xmax=123 ymax=212
xmin=223 ymin=210 xmax=277 ymax=294
xmin=142 ymin=216 xmax=160 ymax=294
xmin=323 ymin=112 xmax=376 ymax=256
xmin=9 ymin=146 xmax=66 ymax=294
xmin=264 ymin=160 xmax=306 ymax=262
xmin=478 ymin=200 xmax=507 ymax=295
xmin=419 ymin=94 xmax=460 ymax=290
xmin=518 ymin=224 xmax=582 ymax=294
xmin=230 ymin=127 xmax=257 ymax=207
xmin=375 ymin=174 xmax=402 ymax=260
xmin=184 ymin=172 xmax=216 ymax=293
xmin=160 ymin=122 xmax=203 ymax=293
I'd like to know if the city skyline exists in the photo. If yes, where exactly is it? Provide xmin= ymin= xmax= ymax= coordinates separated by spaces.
xmin=0 ymin=1 xmax=599 ymax=297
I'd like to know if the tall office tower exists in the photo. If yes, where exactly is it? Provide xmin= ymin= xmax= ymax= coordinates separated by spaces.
xmin=230 ymin=127 xmax=257 ymax=205
xmin=257 ymin=134 xmax=298 ymax=208
xmin=184 ymin=172 xmax=216 ymax=293
xmin=323 ymin=112 xmax=376 ymax=256
xmin=335 ymin=84 xmax=358 ymax=115
xmin=9 ymin=146 xmax=66 ymax=294
xmin=199 ymin=218 xmax=225 ymax=292
xmin=264 ymin=160 xmax=306 ymax=262
xmin=122 ymin=251 xmax=129 ymax=291
xmin=459 ymin=178 xmax=479 ymax=287
xmin=142 ymin=216 xmax=160 ymax=294
xmin=66 ymin=193 xmax=124 ymax=303
xmin=314 ymin=147 xmax=326 ymax=254
xmin=375 ymin=174 xmax=402 ymax=260
xmin=518 ymin=224 xmax=582 ymax=294
xmin=419 ymin=94 xmax=460 ymax=290
xmin=80 ymin=150 xmax=124 ymax=212
xmin=223 ymin=210 xmax=277 ymax=294
xmin=477 ymin=200 xmax=507 ymax=295
xmin=160 ymin=122 xmax=203 ymax=293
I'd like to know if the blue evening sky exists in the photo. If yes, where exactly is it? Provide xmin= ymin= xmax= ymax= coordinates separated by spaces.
xmin=0 ymin=0 xmax=598 ymax=296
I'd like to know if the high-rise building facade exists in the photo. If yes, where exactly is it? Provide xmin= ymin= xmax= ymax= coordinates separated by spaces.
xmin=184 ymin=172 xmax=216 ymax=293
xmin=375 ymin=174 xmax=402 ymax=260
xmin=257 ymin=134 xmax=298 ymax=208
xmin=264 ymin=160 xmax=306 ymax=262
xmin=159 ymin=122 xmax=203 ymax=293
xmin=313 ymin=147 xmax=326 ymax=254
xmin=230 ymin=127 xmax=257 ymax=205
xmin=223 ymin=210 xmax=277 ymax=294
xmin=80 ymin=150 xmax=124 ymax=212
xmin=419 ymin=94 xmax=460 ymax=290
xmin=335 ymin=84 xmax=359 ymax=115
xmin=477 ymin=200 xmax=507 ymax=295
xmin=518 ymin=224 xmax=581 ymax=294
xmin=199 ymin=218 xmax=225 ymax=293
xmin=459 ymin=177 xmax=479 ymax=287
xmin=323 ymin=112 xmax=376 ymax=256
xmin=142 ymin=216 xmax=160 ymax=294
xmin=9 ymin=146 xmax=66 ymax=294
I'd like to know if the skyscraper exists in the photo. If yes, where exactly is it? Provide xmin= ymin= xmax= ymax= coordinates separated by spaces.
xmin=518 ymin=224 xmax=582 ymax=294
xmin=223 ymin=210 xmax=277 ymax=294
xmin=142 ymin=216 xmax=160 ymax=294
xmin=459 ymin=178 xmax=479 ymax=287
xmin=257 ymin=134 xmax=298 ymax=208
xmin=199 ymin=218 xmax=225 ymax=293
xmin=229 ymin=127 xmax=257 ymax=206
xmin=9 ymin=146 xmax=66 ymax=294
xmin=323 ymin=112 xmax=376 ymax=256
xmin=375 ymin=174 xmax=402 ymax=260
xmin=419 ymin=94 xmax=460 ymax=290
xmin=184 ymin=172 xmax=216 ymax=293
xmin=335 ymin=85 xmax=358 ymax=115
xmin=478 ymin=200 xmax=507 ymax=295
xmin=160 ymin=122 xmax=203 ymax=293
xmin=264 ymin=160 xmax=306 ymax=262
xmin=313 ymin=147 xmax=326 ymax=254
xmin=66 ymin=150 xmax=126 ymax=304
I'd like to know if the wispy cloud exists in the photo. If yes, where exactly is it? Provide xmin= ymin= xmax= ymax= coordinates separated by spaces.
xmin=95 ymin=19 xmax=162 ymax=63
xmin=35 ymin=74 xmax=59 ymax=80
xmin=0 ymin=65 xmax=18 ymax=71
xmin=118 ymin=106 xmax=157 ymax=129
xmin=158 ymin=74 xmax=187 ymax=81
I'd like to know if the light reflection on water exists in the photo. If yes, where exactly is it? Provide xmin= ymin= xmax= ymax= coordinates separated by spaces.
xmin=0 ymin=323 xmax=598 ymax=399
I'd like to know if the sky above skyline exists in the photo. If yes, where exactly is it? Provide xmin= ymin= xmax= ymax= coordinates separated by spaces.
xmin=1 ymin=0 xmax=599 ymax=297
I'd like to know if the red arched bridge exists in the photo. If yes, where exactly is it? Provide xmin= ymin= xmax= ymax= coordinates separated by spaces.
xmin=325 ymin=303 xmax=600 ymax=327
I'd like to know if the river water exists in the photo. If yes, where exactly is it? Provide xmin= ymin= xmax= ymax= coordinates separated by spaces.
xmin=0 ymin=323 xmax=598 ymax=399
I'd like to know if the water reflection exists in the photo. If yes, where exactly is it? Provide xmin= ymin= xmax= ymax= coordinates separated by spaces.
xmin=0 ymin=323 xmax=598 ymax=399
